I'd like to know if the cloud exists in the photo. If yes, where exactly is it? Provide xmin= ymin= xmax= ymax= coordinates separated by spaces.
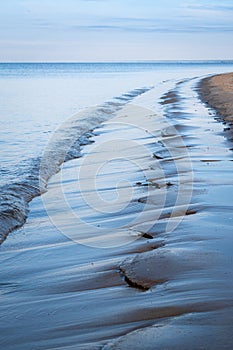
xmin=185 ymin=3 xmax=233 ymax=12
xmin=1 ymin=0 xmax=233 ymax=61
xmin=69 ymin=20 xmax=233 ymax=34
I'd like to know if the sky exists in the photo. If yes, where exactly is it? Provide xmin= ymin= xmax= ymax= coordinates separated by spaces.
xmin=0 ymin=0 xmax=233 ymax=61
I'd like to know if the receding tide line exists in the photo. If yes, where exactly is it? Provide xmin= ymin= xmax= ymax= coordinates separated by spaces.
xmin=0 ymin=87 xmax=152 ymax=244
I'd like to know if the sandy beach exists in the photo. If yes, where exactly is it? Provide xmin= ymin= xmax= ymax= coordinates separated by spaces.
xmin=200 ymin=72 xmax=233 ymax=122
xmin=1 ymin=72 xmax=233 ymax=349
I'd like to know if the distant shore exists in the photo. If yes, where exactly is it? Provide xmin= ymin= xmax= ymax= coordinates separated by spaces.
xmin=200 ymin=72 xmax=233 ymax=123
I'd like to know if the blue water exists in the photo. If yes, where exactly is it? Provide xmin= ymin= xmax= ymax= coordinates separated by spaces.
xmin=1 ymin=61 xmax=233 ymax=169
xmin=0 ymin=61 xmax=233 ymax=241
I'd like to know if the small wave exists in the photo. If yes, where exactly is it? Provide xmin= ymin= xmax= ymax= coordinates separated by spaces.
xmin=0 ymin=87 xmax=151 ymax=244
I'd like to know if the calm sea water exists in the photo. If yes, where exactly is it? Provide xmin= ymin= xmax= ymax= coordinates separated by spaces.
xmin=1 ymin=61 xmax=233 ymax=170
xmin=0 ymin=61 xmax=233 ymax=241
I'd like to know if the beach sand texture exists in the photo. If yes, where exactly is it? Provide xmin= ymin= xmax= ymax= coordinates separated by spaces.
xmin=1 ymin=73 xmax=233 ymax=349
xmin=200 ymin=72 xmax=233 ymax=121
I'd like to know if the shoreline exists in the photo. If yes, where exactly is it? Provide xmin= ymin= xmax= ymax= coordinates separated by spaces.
xmin=0 ymin=87 xmax=151 ymax=245
xmin=1 ymin=73 xmax=233 ymax=349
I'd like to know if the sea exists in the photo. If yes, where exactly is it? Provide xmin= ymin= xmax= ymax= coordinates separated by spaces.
xmin=1 ymin=61 xmax=233 ymax=242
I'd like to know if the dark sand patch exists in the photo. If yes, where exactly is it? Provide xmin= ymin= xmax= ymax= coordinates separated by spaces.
xmin=199 ymin=72 xmax=233 ymax=139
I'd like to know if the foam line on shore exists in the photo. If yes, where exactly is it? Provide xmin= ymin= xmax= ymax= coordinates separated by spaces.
xmin=0 ymin=87 xmax=151 ymax=244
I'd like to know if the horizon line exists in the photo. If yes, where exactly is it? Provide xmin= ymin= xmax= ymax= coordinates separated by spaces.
xmin=1 ymin=59 xmax=233 ymax=64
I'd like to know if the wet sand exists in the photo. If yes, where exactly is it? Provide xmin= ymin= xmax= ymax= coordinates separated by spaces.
xmin=1 ymin=75 xmax=233 ymax=349
xmin=199 ymin=72 xmax=233 ymax=149
xmin=200 ymin=72 xmax=233 ymax=133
